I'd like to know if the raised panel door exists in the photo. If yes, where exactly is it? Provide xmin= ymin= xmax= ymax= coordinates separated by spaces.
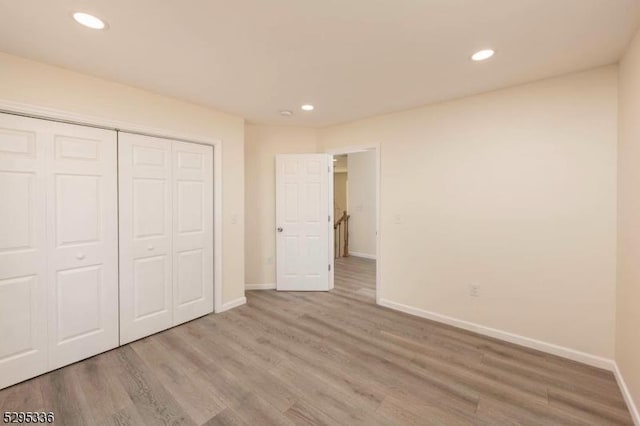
xmin=0 ymin=113 xmax=47 ymax=389
xmin=119 ymin=133 xmax=173 ymax=344
xmin=45 ymin=121 xmax=118 ymax=369
xmin=172 ymin=141 xmax=213 ymax=325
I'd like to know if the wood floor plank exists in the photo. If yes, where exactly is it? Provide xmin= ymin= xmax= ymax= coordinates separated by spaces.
xmin=548 ymin=386 xmax=633 ymax=425
xmin=0 ymin=256 xmax=633 ymax=425
xmin=108 ymin=346 xmax=196 ymax=426
xmin=96 ymin=405 xmax=147 ymax=426
xmin=475 ymin=396 xmax=586 ymax=426
xmin=130 ymin=337 xmax=226 ymax=424
xmin=283 ymin=398 xmax=339 ymax=426
xmin=0 ymin=377 xmax=45 ymax=414
xmin=270 ymin=361 xmax=392 ymax=425
xmin=71 ymin=353 xmax=132 ymax=424
xmin=202 ymin=407 xmax=248 ymax=426
xmin=377 ymin=394 xmax=483 ymax=426
xmin=227 ymin=393 xmax=295 ymax=426
xmin=39 ymin=367 xmax=94 ymax=426
xmin=180 ymin=328 xmax=299 ymax=413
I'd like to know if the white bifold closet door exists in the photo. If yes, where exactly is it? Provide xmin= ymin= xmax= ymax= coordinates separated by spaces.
xmin=118 ymin=133 xmax=213 ymax=345
xmin=0 ymin=114 xmax=47 ymax=389
xmin=45 ymin=119 xmax=119 ymax=369
xmin=172 ymin=140 xmax=214 ymax=325
xmin=0 ymin=113 xmax=118 ymax=389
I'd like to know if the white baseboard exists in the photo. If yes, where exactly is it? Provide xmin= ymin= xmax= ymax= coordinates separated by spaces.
xmin=614 ymin=363 xmax=640 ymax=425
xmin=245 ymin=283 xmax=276 ymax=290
xmin=217 ymin=296 xmax=247 ymax=313
xmin=378 ymin=298 xmax=615 ymax=371
xmin=349 ymin=252 xmax=377 ymax=260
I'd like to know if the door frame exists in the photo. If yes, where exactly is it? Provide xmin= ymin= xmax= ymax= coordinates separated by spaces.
xmin=325 ymin=143 xmax=381 ymax=304
xmin=0 ymin=99 xmax=224 ymax=313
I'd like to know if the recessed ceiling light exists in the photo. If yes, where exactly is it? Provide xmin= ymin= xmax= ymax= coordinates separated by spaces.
xmin=73 ymin=12 xmax=107 ymax=30
xmin=471 ymin=49 xmax=495 ymax=61
xmin=280 ymin=110 xmax=293 ymax=117
xmin=301 ymin=104 xmax=314 ymax=111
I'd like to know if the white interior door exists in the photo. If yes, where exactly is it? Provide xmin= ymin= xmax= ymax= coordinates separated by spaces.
xmin=172 ymin=141 xmax=213 ymax=325
xmin=0 ymin=113 xmax=48 ymax=389
xmin=46 ymin=120 xmax=119 ymax=369
xmin=119 ymin=133 xmax=173 ymax=344
xmin=328 ymin=157 xmax=334 ymax=290
xmin=276 ymin=154 xmax=331 ymax=291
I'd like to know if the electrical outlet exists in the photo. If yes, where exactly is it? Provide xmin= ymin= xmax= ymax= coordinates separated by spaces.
xmin=266 ymin=256 xmax=273 ymax=265
xmin=469 ymin=284 xmax=480 ymax=297
xmin=394 ymin=214 xmax=402 ymax=224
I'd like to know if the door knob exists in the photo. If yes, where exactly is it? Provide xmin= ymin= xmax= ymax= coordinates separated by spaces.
xmin=76 ymin=253 xmax=85 ymax=260
xmin=277 ymin=227 xmax=283 ymax=232
xmin=147 ymin=245 xmax=154 ymax=251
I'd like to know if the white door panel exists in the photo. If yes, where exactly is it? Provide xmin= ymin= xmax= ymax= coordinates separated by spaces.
xmin=276 ymin=154 xmax=330 ymax=291
xmin=172 ymin=141 xmax=213 ymax=325
xmin=328 ymin=158 xmax=334 ymax=289
xmin=46 ymin=121 xmax=118 ymax=369
xmin=0 ymin=114 xmax=47 ymax=389
xmin=0 ymin=115 xmax=214 ymax=387
xmin=0 ymin=114 xmax=118 ymax=387
xmin=119 ymin=133 xmax=173 ymax=344
xmin=119 ymin=135 xmax=213 ymax=342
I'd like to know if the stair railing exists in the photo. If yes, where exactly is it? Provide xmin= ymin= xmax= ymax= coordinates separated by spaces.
xmin=334 ymin=210 xmax=350 ymax=258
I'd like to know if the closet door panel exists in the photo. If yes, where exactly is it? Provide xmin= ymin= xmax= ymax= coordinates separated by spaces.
xmin=0 ymin=114 xmax=47 ymax=390
xmin=173 ymin=141 xmax=213 ymax=325
xmin=119 ymin=133 xmax=173 ymax=344
xmin=46 ymin=122 xmax=118 ymax=369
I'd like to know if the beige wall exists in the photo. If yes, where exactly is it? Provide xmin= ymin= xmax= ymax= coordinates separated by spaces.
xmin=244 ymin=124 xmax=318 ymax=285
xmin=347 ymin=150 xmax=377 ymax=257
xmin=319 ymin=67 xmax=618 ymax=358
xmin=0 ymin=51 xmax=246 ymax=305
xmin=334 ymin=172 xmax=348 ymax=219
xmin=617 ymin=27 xmax=640 ymax=413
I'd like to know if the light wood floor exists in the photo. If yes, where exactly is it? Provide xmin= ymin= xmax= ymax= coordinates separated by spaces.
xmin=0 ymin=256 xmax=633 ymax=425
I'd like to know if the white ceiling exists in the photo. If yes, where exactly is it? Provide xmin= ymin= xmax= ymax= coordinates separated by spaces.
xmin=1 ymin=1 xmax=639 ymax=127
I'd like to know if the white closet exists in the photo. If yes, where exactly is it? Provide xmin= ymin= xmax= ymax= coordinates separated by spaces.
xmin=0 ymin=114 xmax=215 ymax=390
xmin=0 ymin=113 xmax=118 ymax=389
xmin=118 ymin=133 xmax=213 ymax=344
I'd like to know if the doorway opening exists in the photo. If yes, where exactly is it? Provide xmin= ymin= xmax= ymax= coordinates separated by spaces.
xmin=330 ymin=147 xmax=380 ymax=304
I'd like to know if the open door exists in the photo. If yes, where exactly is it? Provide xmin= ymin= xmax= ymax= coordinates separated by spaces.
xmin=276 ymin=154 xmax=332 ymax=291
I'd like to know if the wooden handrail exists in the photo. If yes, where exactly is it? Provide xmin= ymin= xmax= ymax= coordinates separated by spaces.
xmin=334 ymin=210 xmax=348 ymax=228
xmin=334 ymin=210 xmax=350 ymax=258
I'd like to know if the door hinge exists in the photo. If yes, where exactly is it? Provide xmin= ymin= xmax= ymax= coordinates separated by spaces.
xmin=328 ymin=215 xmax=331 ymax=222
xmin=328 ymin=264 xmax=331 ymax=271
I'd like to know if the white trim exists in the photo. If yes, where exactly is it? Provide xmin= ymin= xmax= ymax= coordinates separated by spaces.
xmin=0 ymin=100 xmax=218 ymax=144
xmin=614 ymin=363 xmax=640 ymax=425
xmin=218 ymin=296 xmax=247 ymax=313
xmin=349 ymin=252 xmax=377 ymax=260
xmin=378 ymin=298 xmax=615 ymax=371
xmin=245 ymin=283 xmax=276 ymax=290
xmin=0 ymin=99 xmax=224 ymax=315
xmin=212 ymin=141 xmax=223 ymax=314
xmin=326 ymin=144 xmax=381 ymax=304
